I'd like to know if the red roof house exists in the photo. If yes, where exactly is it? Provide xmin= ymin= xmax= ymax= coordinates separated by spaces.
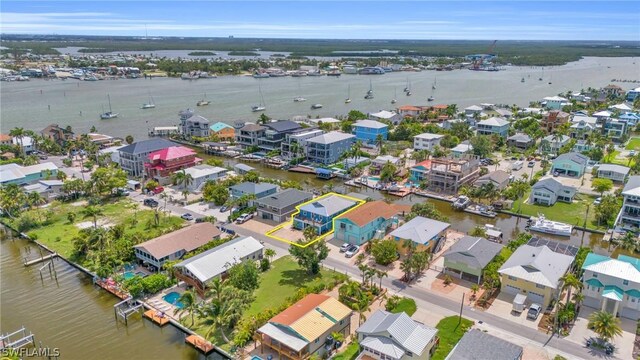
xmin=145 ymin=146 xmax=202 ymax=181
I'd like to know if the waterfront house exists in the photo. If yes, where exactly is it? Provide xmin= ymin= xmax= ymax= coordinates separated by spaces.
xmin=229 ymin=182 xmax=278 ymax=203
xmin=305 ymin=131 xmax=356 ymax=165
xmin=609 ymin=103 xmax=633 ymax=113
xmin=369 ymin=155 xmax=400 ymax=175
xmin=450 ymin=142 xmax=474 ymax=158
xmin=353 ymin=120 xmax=388 ymax=144
xmin=236 ymin=123 xmax=266 ymax=149
xmin=0 ymin=162 xmax=58 ymax=186
xmin=615 ymin=175 xmax=640 ymax=231
xmin=464 ymin=105 xmax=484 ymax=119
xmin=425 ymin=156 xmax=480 ymax=194
xmin=593 ymin=110 xmax=612 ymax=124
xmin=182 ymin=165 xmax=228 ymax=192
xmin=409 ymin=159 xmax=431 ymax=183
xmin=11 ymin=135 xmax=35 ymax=154
xmin=474 ymin=170 xmax=510 ymax=190
xmin=551 ymin=152 xmax=588 ymax=177
xmin=542 ymin=96 xmax=569 ymax=110
xmin=603 ymin=119 xmax=628 ymax=142
xmin=530 ymin=177 xmax=576 ymax=205
xmin=293 ymin=194 xmax=358 ymax=235
xmin=356 ymin=310 xmax=438 ymax=360
xmin=304 ymin=117 xmax=341 ymax=128
xmin=619 ymin=112 xmax=640 ymax=127
xmin=145 ymin=146 xmax=202 ymax=184
xmin=476 ymin=117 xmax=510 ymax=137
xmin=369 ymin=110 xmax=402 ymax=125
xmin=334 ymin=201 xmax=409 ymax=245
xmin=539 ymin=134 xmax=570 ymax=155
xmin=602 ymin=84 xmax=624 ymax=97
xmin=174 ymin=236 xmax=264 ymax=296
xmin=118 ymin=138 xmax=177 ymax=177
xmin=581 ymin=253 xmax=640 ymax=320
xmin=494 ymin=108 xmax=513 ymax=119
xmin=134 ymin=223 xmax=221 ymax=271
xmin=445 ymin=330 xmax=523 ymax=360
xmin=40 ymin=124 xmax=74 ymax=146
xmin=0 ymin=134 xmax=12 ymax=146
xmin=259 ymin=121 xmax=302 ymax=152
xmin=597 ymin=164 xmax=630 ymax=183
xmin=541 ymin=110 xmax=571 ymax=133
xmin=255 ymin=188 xmax=314 ymax=223
xmin=389 ymin=216 xmax=450 ymax=253
xmin=569 ymin=116 xmax=598 ymax=139
xmin=413 ymin=133 xmax=444 ymax=151
xmin=209 ymin=122 xmax=235 ymax=141
xmin=257 ymin=294 xmax=352 ymax=360
xmin=443 ymin=236 xmax=503 ymax=284
xmin=234 ymin=163 xmax=255 ymax=175
xmin=498 ymin=244 xmax=574 ymax=307
xmin=87 ymin=133 xmax=120 ymax=148
xmin=397 ymin=105 xmax=423 ymax=118
xmin=179 ymin=109 xmax=210 ymax=138
xmin=281 ymin=129 xmax=324 ymax=162
xmin=506 ymin=133 xmax=534 ymax=151
xmin=627 ymin=87 xmax=640 ymax=102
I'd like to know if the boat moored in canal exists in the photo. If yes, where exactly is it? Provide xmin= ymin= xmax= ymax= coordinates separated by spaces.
xmin=526 ymin=214 xmax=573 ymax=237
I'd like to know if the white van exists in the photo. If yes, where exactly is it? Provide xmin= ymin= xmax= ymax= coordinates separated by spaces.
xmin=512 ymin=161 xmax=523 ymax=171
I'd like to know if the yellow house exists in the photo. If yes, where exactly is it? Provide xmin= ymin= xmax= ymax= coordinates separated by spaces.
xmin=498 ymin=245 xmax=574 ymax=308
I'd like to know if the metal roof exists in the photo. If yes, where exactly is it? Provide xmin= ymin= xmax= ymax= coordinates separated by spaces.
xmin=356 ymin=310 xmax=438 ymax=356
xmin=254 ymin=189 xmax=313 ymax=210
xmin=582 ymin=253 xmax=640 ymax=283
xmin=623 ymin=175 xmax=640 ymax=196
xmin=354 ymin=119 xmax=388 ymax=130
xmin=230 ymin=182 xmax=278 ymax=196
xmin=299 ymin=195 xmax=356 ymax=217
xmin=306 ymin=131 xmax=356 ymax=145
xmin=498 ymin=245 xmax=574 ymax=289
xmin=597 ymin=163 xmax=630 ymax=175
xmin=415 ymin=133 xmax=444 ymax=140
xmin=478 ymin=117 xmax=509 ymax=127
xmin=257 ymin=323 xmax=308 ymax=352
xmin=118 ymin=138 xmax=177 ymax=155
xmin=444 ymin=236 xmax=503 ymax=269
xmin=390 ymin=216 xmax=450 ymax=246
xmin=264 ymin=120 xmax=302 ymax=133
xmin=445 ymin=329 xmax=523 ymax=360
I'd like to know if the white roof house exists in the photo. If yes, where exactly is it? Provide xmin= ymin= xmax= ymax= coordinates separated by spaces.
xmin=593 ymin=110 xmax=612 ymax=118
xmin=478 ymin=117 xmax=509 ymax=127
xmin=609 ymin=103 xmax=633 ymax=112
xmin=354 ymin=119 xmax=388 ymax=129
xmin=183 ymin=164 xmax=227 ymax=179
xmin=390 ymin=216 xmax=450 ymax=246
xmin=0 ymin=162 xmax=58 ymax=185
xmin=369 ymin=110 xmax=398 ymax=120
xmin=498 ymin=245 xmax=574 ymax=289
xmin=414 ymin=133 xmax=444 ymax=141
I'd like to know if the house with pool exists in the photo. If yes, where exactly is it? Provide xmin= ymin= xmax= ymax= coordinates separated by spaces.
xmin=389 ymin=216 xmax=450 ymax=253
xmin=293 ymin=194 xmax=359 ymax=235
xmin=334 ymin=201 xmax=410 ymax=245
xmin=409 ymin=159 xmax=431 ymax=183
xmin=133 ymin=223 xmax=221 ymax=271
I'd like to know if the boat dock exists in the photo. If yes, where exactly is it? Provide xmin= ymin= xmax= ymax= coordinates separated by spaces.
xmin=0 ymin=327 xmax=35 ymax=351
xmin=185 ymin=335 xmax=216 ymax=354
xmin=23 ymin=252 xmax=58 ymax=266
xmin=143 ymin=309 xmax=170 ymax=326
xmin=288 ymin=165 xmax=316 ymax=174
xmin=94 ymin=278 xmax=130 ymax=299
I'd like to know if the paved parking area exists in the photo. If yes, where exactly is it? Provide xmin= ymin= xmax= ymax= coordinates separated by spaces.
xmin=483 ymin=292 xmax=543 ymax=330
xmin=183 ymin=202 xmax=230 ymax=221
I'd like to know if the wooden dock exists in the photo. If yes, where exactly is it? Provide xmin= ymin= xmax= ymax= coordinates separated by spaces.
xmin=23 ymin=253 xmax=57 ymax=266
xmin=143 ymin=309 xmax=170 ymax=326
xmin=185 ymin=334 xmax=216 ymax=354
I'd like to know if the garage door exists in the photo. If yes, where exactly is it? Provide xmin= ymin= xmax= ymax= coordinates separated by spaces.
xmin=504 ymin=285 xmax=521 ymax=295
xmin=526 ymin=291 xmax=545 ymax=305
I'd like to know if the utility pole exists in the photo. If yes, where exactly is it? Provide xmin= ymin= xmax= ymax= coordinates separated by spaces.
xmin=458 ymin=293 xmax=465 ymax=327
xmin=581 ymin=204 xmax=590 ymax=246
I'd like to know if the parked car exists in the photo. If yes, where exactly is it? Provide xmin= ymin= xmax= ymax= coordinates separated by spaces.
xmin=527 ymin=303 xmax=542 ymax=320
xmin=220 ymin=205 xmax=229 ymax=212
xmin=553 ymin=171 xmax=559 ymax=177
xmin=528 ymin=161 xmax=535 ymax=168
xmin=152 ymin=186 xmax=164 ymax=194
xmin=39 ymin=155 xmax=48 ymax=160
xmin=345 ymin=245 xmax=360 ymax=258
xmin=115 ymin=187 xmax=129 ymax=196
xmin=630 ymin=150 xmax=636 ymax=156
xmin=593 ymin=197 xmax=602 ymax=205
xmin=181 ymin=213 xmax=194 ymax=221
xmin=586 ymin=338 xmax=614 ymax=355
xmin=143 ymin=199 xmax=158 ymax=208
xmin=235 ymin=213 xmax=253 ymax=224
xmin=340 ymin=243 xmax=351 ymax=253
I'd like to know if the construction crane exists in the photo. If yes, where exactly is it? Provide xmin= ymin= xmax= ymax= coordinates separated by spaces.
xmin=471 ymin=40 xmax=498 ymax=70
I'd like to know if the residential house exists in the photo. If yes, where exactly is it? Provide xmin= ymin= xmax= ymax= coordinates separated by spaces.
xmin=369 ymin=155 xmax=400 ymax=175
xmin=281 ymin=129 xmax=324 ymax=161
xmin=255 ymin=189 xmax=313 ymax=223
xmin=259 ymin=121 xmax=303 ymax=152
xmin=293 ymin=194 xmax=358 ymax=234
xmin=397 ymin=105 xmax=423 ymax=118
xmin=603 ymin=119 xmax=628 ymax=142
xmin=443 ymin=236 xmax=503 ymax=284
xmin=581 ymin=253 xmax=640 ymax=320
xmin=530 ymin=177 xmax=577 ymax=205
xmin=234 ymin=163 xmax=255 ymax=175
xmin=182 ymin=165 xmax=228 ymax=192
xmin=506 ymin=133 xmax=534 ymax=151
xmin=569 ymin=116 xmax=598 ymax=139
xmin=40 ymin=124 xmax=74 ymax=146
xmin=539 ymin=134 xmax=570 ymax=155
xmin=209 ymin=122 xmax=235 ymax=141
xmin=615 ymin=176 xmax=640 ymax=230
xmin=133 ymin=223 xmax=221 ymax=271
xmin=494 ymin=108 xmax=513 ymax=120
xmin=174 ymin=236 xmax=264 ymax=296
xmin=369 ymin=110 xmax=402 ymax=125
xmin=23 ymin=180 xmax=64 ymax=200
xmin=305 ymin=131 xmax=356 ymax=165
xmin=541 ymin=110 xmax=571 ymax=133
xmin=464 ymin=105 xmax=484 ymax=119
xmin=609 ymin=103 xmax=633 ymax=113
xmin=353 ymin=120 xmax=388 ymax=144
xmin=0 ymin=134 xmax=12 ymax=146
xmin=572 ymin=140 xmax=593 ymax=153
xmin=304 ymin=117 xmax=341 ymax=128
xmin=474 ymin=170 xmax=511 ymax=190
xmin=11 ymin=135 xmax=35 ymax=154
xmin=597 ymin=164 xmax=630 ymax=183
xmin=389 ymin=216 xmax=450 ymax=253
xmin=118 ymin=138 xmax=177 ymax=177
xmin=551 ymin=152 xmax=589 ymax=177
xmin=498 ymin=244 xmax=574 ymax=307
xmin=409 ymin=159 xmax=431 ymax=183
xmin=450 ymin=142 xmax=474 ymax=158
xmin=593 ymin=110 xmax=612 ymax=124
xmin=0 ymin=162 xmax=58 ymax=185
xmin=476 ymin=117 xmax=510 ymax=137
xmin=425 ymin=156 xmax=481 ymax=194
xmin=144 ymin=146 xmax=202 ymax=184
xmin=356 ymin=310 xmax=438 ymax=360
xmin=258 ymin=294 xmax=352 ymax=360
xmin=236 ymin=123 xmax=266 ymax=149
xmin=334 ymin=201 xmax=409 ymax=245
xmin=619 ymin=112 xmax=640 ymax=127
xmin=627 ymin=87 xmax=640 ymax=102
xmin=229 ymin=182 xmax=278 ymax=203
xmin=413 ymin=133 xmax=444 ymax=151
xmin=179 ymin=109 xmax=210 ymax=138
xmin=445 ymin=330 xmax=523 ymax=360
xmin=602 ymin=84 xmax=624 ymax=97
xmin=542 ymin=96 xmax=569 ymax=110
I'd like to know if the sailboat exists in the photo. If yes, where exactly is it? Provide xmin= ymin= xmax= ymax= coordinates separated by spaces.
xmin=142 ymin=95 xmax=155 ymax=109
xmin=252 ymin=85 xmax=266 ymax=112
xmin=521 ymin=76 xmax=525 ymax=83
xmin=432 ymin=77 xmax=437 ymax=90
xmin=364 ymin=80 xmax=374 ymax=99
xmin=403 ymin=77 xmax=410 ymax=92
xmin=391 ymin=88 xmax=397 ymax=104
xmin=345 ymin=85 xmax=352 ymax=103
xmin=100 ymin=94 xmax=118 ymax=119
xmin=197 ymin=93 xmax=210 ymax=106
xmin=294 ymin=81 xmax=306 ymax=102
xmin=548 ymin=74 xmax=553 ymax=85
xmin=406 ymin=80 xmax=412 ymax=96
xmin=539 ymin=67 xmax=544 ymax=81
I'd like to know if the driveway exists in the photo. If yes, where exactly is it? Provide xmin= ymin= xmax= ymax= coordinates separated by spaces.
xmin=483 ymin=292 xmax=543 ymax=331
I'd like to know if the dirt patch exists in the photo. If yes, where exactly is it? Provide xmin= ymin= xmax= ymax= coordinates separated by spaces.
xmin=474 ymin=289 xmax=499 ymax=310
xmin=431 ymin=273 xmax=458 ymax=294
xmin=75 ymin=219 xmax=114 ymax=230
xmin=70 ymin=200 xmax=88 ymax=207
xmin=269 ymin=225 xmax=306 ymax=244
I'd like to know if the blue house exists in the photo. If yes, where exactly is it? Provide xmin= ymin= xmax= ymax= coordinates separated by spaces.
xmin=551 ymin=152 xmax=589 ymax=177
xmin=476 ymin=117 xmax=510 ymax=137
xmin=353 ymin=120 xmax=388 ymax=144
xmin=305 ymin=131 xmax=356 ymax=165
xmin=409 ymin=160 xmax=432 ymax=183
xmin=334 ymin=201 xmax=407 ymax=245
xmin=229 ymin=182 xmax=278 ymax=203
xmin=293 ymin=195 xmax=358 ymax=235
xmin=0 ymin=162 xmax=58 ymax=186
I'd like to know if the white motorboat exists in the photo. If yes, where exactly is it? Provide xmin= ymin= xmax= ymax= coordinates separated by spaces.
xmin=527 ymin=214 xmax=573 ymax=237
xmin=197 ymin=93 xmax=210 ymax=106
xmin=452 ymin=195 xmax=471 ymax=210
xmin=294 ymin=96 xmax=307 ymax=102
xmin=427 ymin=96 xmax=435 ymax=102
xmin=311 ymin=104 xmax=323 ymax=109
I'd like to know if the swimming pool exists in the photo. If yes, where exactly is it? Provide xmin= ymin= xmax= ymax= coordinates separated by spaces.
xmin=163 ymin=292 xmax=184 ymax=309
xmin=123 ymin=271 xmax=147 ymax=280
xmin=368 ymin=176 xmax=380 ymax=181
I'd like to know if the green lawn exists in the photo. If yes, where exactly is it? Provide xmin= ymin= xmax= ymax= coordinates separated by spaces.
xmin=625 ymin=137 xmax=640 ymax=151
xmin=432 ymin=316 xmax=474 ymax=360
xmin=333 ymin=341 xmax=360 ymax=360
xmin=389 ymin=298 xmax=417 ymax=316
xmin=603 ymin=150 xmax=635 ymax=167
xmin=512 ymin=191 xmax=604 ymax=230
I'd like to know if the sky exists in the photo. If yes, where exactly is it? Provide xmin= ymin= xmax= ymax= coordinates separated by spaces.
xmin=1 ymin=1 xmax=639 ymax=41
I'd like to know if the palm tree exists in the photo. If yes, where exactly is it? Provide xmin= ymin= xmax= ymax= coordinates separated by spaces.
xmin=375 ymin=269 xmax=388 ymax=290
xmin=351 ymin=140 xmax=363 ymax=160
xmin=572 ymin=292 xmax=585 ymax=309
xmin=588 ymin=311 xmax=623 ymax=343
xmin=82 ymin=205 xmax=104 ymax=228
xmin=172 ymin=170 xmax=194 ymax=191
xmin=560 ymin=273 xmax=582 ymax=309
xmin=206 ymin=278 xmax=233 ymax=304
xmin=375 ymin=134 xmax=384 ymax=153
xmin=205 ymin=300 xmax=240 ymax=343
xmin=27 ymin=191 xmax=46 ymax=221
xmin=264 ymin=248 xmax=276 ymax=262
xmin=177 ymin=289 xmax=198 ymax=326
xmin=9 ymin=127 xmax=25 ymax=156
xmin=618 ymin=231 xmax=638 ymax=252
xmin=352 ymin=302 xmax=370 ymax=326
xmin=181 ymin=189 xmax=189 ymax=202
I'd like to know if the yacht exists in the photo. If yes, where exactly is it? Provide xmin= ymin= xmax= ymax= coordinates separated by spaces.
xmin=452 ymin=196 xmax=471 ymax=210
xmin=427 ymin=96 xmax=434 ymax=102
xmin=432 ymin=77 xmax=437 ymax=90
xmin=99 ymin=94 xmax=118 ymax=120
xmin=359 ymin=66 xmax=385 ymax=75
xmin=311 ymin=104 xmax=323 ymax=109
xmin=527 ymin=214 xmax=572 ymax=237
xmin=142 ymin=96 xmax=155 ymax=109
xmin=307 ymin=70 xmax=323 ymax=76
xmin=294 ymin=97 xmax=307 ymax=102
xmin=327 ymin=70 xmax=341 ymax=77
xmin=253 ymin=72 xmax=270 ymax=79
